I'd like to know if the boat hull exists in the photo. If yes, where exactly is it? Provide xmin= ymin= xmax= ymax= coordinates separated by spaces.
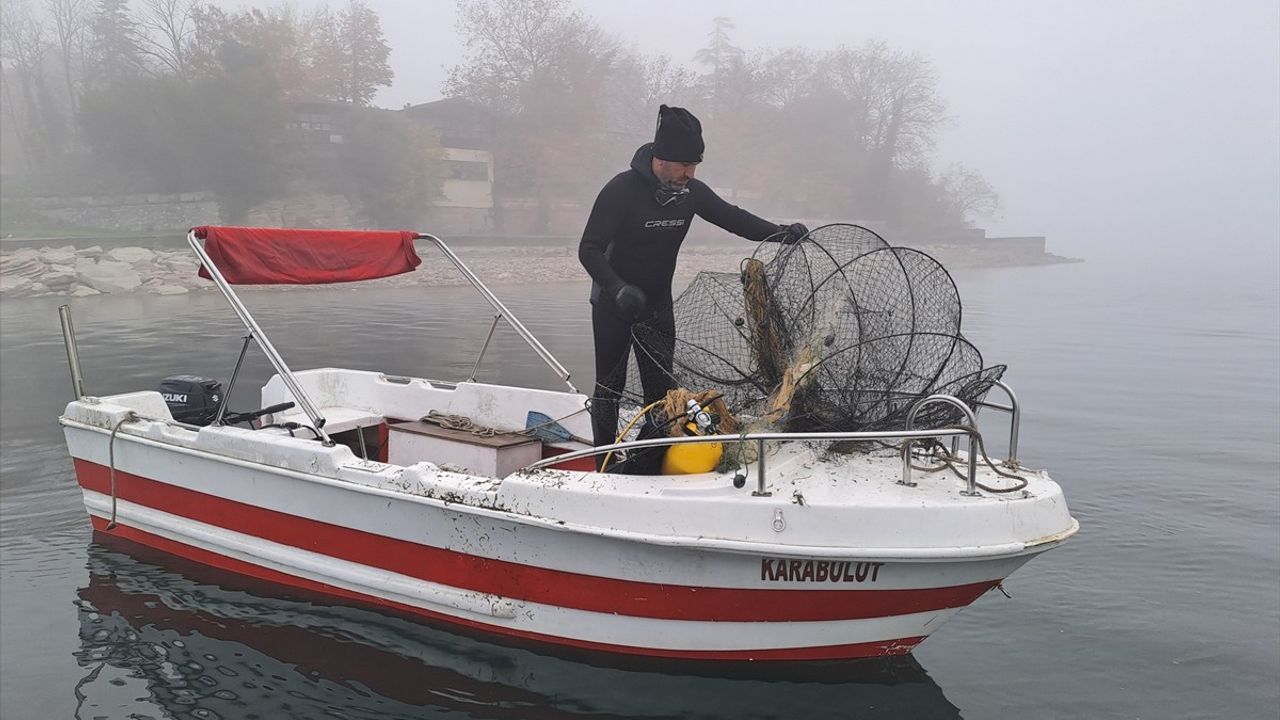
xmin=67 ymin=432 xmax=1047 ymax=661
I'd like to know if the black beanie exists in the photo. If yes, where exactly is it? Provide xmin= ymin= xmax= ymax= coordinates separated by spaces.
xmin=652 ymin=104 xmax=704 ymax=162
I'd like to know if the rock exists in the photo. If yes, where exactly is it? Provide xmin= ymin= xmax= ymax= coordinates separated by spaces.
xmin=70 ymin=284 xmax=102 ymax=296
xmin=78 ymin=245 xmax=103 ymax=258
xmin=3 ymin=247 xmax=41 ymax=264
xmin=107 ymin=246 xmax=156 ymax=264
xmin=0 ymin=254 xmax=45 ymax=279
xmin=163 ymin=261 xmax=198 ymax=276
xmin=77 ymin=259 xmax=142 ymax=293
xmin=42 ymin=267 xmax=77 ymax=291
xmin=151 ymin=284 xmax=189 ymax=295
xmin=0 ymin=276 xmax=33 ymax=295
xmin=44 ymin=246 xmax=78 ymax=264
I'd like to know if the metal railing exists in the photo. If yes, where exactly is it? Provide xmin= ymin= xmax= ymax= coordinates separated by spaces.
xmin=523 ymin=390 xmax=1026 ymax=497
xmin=525 ymin=423 xmax=978 ymax=498
xmin=188 ymin=231 xmax=334 ymax=444
xmin=903 ymin=395 xmax=980 ymax=496
xmin=59 ymin=305 xmax=86 ymax=400
xmin=975 ymin=379 xmax=1021 ymax=466
xmin=184 ymin=229 xmax=584 ymax=446
xmin=417 ymin=234 xmax=577 ymax=393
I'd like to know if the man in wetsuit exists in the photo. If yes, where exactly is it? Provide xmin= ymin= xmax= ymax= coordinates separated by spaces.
xmin=578 ymin=104 xmax=808 ymax=464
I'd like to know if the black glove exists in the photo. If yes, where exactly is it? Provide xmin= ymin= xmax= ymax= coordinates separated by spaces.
xmin=781 ymin=223 xmax=809 ymax=244
xmin=611 ymin=283 xmax=648 ymax=321
xmin=766 ymin=223 xmax=809 ymax=244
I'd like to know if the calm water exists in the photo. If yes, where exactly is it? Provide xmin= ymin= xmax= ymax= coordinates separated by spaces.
xmin=1 ymin=259 xmax=1277 ymax=719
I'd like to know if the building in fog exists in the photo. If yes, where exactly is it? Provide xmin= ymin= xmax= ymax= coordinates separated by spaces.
xmin=284 ymin=100 xmax=355 ymax=146
xmin=402 ymin=98 xmax=495 ymax=234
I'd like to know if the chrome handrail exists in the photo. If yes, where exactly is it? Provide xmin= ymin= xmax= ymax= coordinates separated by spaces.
xmin=467 ymin=313 xmax=502 ymax=383
xmin=58 ymin=305 xmax=86 ymax=400
xmin=975 ymin=379 xmax=1021 ymax=466
xmin=187 ymin=228 xmax=585 ymax=448
xmin=523 ymin=425 xmax=979 ymax=497
xmin=188 ymin=231 xmax=333 ymax=444
xmin=416 ymin=234 xmax=577 ymax=393
xmin=905 ymin=395 xmax=980 ymax=496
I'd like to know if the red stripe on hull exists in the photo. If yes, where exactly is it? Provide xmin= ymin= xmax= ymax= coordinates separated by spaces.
xmin=90 ymin=516 xmax=926 ymax=661
xmin=74 ymin=458 xmax=996 ymax=623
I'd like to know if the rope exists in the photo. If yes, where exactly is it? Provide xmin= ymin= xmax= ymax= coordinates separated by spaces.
xmin=658 ymin=389 xmax=739 ymax=435
xmin=106 ymin=411 xmax=140 ymax=529
xmin=898 ymin=425 xmax=1029 ymax=493
xmin=419 ymin=410 xmax=497 ymax=438
xmin=600 ymin=398 xmax=665 ymax=471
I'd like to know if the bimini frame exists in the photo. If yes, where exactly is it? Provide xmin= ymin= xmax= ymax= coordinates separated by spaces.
xmin=187 ymin=229 xmax=578 ymax=445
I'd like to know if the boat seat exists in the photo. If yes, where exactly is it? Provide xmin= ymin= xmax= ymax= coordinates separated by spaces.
xmin=272 ymin=406 xmax=385 ymax=436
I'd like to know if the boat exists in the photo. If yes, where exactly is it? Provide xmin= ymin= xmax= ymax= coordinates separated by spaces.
xmin=59 ymin=225 xmax=1079 ymax=661
xmin=78 ymin=539 xmax=963 ymax=719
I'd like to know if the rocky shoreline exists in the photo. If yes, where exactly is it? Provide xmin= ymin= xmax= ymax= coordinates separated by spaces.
xmin=0 ymin=241 xmax=1080 ymax=299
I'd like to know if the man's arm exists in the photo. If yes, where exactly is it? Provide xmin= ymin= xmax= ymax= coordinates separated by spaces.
xmin=578 ymin=182 xmax=627 ymax=292
xmin=690 ymin=179 xmax=781 ymax=241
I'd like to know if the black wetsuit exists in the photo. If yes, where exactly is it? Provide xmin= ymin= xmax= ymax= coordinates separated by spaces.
xmin=578 ymin=143 xmax=780 ymax=453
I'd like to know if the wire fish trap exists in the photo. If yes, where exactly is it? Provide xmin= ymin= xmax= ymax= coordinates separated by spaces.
xmin=607 ymin=223 xmax=1005 ymax=461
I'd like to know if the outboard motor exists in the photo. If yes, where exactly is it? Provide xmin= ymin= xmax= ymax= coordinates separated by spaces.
xmin=158 ymin=375 xmax=223 ymax=426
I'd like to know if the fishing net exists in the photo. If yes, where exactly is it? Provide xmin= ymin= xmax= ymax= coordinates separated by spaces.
xmin=600 ymin=224 xmax=1005 ymax=445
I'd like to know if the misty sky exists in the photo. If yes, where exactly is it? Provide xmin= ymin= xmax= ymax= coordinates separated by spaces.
xmin=300 ymin=0 xmax=1280 ymax=270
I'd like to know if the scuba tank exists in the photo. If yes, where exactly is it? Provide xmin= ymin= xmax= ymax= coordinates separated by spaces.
xmin=661 ymin=399 xmax=724 ymax=475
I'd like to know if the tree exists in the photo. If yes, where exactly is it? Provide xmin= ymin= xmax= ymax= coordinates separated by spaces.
xmin=445 ymin=0 xmax=624 ymax=224
xmin=819 ymin=42 xmax=946 ymax=170
xmin=341 ymin=112 xmax=444 ymax=226
xmin=813 ymin=42 xmax=947 ymax=222
xmin=639 ymin=53 xmax=699 ymax=111
xmin=78 ymin=29 xmax=288 ymax=220
xmin=135 ymin=0 xmax=198 ymax=77
xmin=184 ymin=2 xmax=389 ymax=105
xmin=1 ymin=0 xmax=59 ymax=169
xmin=188 ymin=4 xmax=331 ymax=98
xmin=694 ymin=16 xmax=742 ymax=73
xmin=601 ymin=50 xmax=700 ymax=146
xmin=324 ymin=0 xmax=392 ymax=106
xmin=85 ymin=0 xmax=143 ymax=89
xmin=694 ymin=15 xmax=742 ymax=118
xmin=46 ymin=0 xmax=90 ymax=121
xmin=939 ymin=164 xmax=999 ymax=227
xmin=445 ymin=0 xmax=611 ymax=111
xmin=755 ymin=48 xmax=818 ymax=109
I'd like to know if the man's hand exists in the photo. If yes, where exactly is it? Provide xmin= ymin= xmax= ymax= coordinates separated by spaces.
xmin=612 ymin=283 xmax=648 ymax=322
xmin=768 ymin=223 xmax=810 ymax=244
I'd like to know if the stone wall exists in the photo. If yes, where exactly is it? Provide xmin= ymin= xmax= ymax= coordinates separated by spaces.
xmin=18 ymin=193 xmax=221 ymax=231
xmin=983 ymin=236 xmax=1047 ymax=255
xmin=422 ymin=206 xmax=494 ymax=235
xmin=243 ymin=193 xmax=367 ymax=228
xmin=9 ymin=191 xmax=376 ymax=232
xmin=493 ymin=200 xmax=588 ymax=236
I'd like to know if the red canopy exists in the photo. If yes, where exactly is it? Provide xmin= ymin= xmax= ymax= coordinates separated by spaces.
xmin=194 ymin=226 xmax=421 ymax=285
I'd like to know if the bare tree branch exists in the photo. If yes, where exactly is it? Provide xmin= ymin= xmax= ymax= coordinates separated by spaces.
xmin=135 ymin=0 xmax=198 ymax=77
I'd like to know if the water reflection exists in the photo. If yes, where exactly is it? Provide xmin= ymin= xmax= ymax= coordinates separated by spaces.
xmin=76 ymin=537 xmax=960 ymax=719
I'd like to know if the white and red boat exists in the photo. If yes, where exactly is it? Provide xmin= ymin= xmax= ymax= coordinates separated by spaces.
xmin=59 ymin=226 xmax=1078 ymax=661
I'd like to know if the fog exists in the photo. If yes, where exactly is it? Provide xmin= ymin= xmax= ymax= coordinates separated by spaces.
xmin=2 ymin=0 xmax=1277 ymax=275
xmin=367 ymin=0 xmax=1280 ymax=270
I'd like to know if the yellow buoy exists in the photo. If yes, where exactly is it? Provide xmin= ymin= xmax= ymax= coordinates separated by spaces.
xmin=662 ymin=423 xmax=723 ymax=475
